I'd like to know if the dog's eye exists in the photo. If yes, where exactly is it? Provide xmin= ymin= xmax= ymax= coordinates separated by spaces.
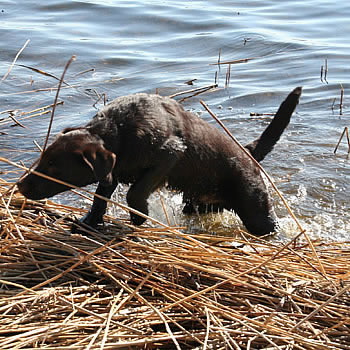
xmin=46 ymin=160 xmax=60 ymax=177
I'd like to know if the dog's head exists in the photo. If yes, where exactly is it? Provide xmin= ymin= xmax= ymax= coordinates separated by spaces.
xmin=17 ymin=128 xmax=116 ymax=200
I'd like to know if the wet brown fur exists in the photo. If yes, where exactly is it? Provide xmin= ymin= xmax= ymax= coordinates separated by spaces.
xmin=18 ymin=87 xmax=301 ymax=235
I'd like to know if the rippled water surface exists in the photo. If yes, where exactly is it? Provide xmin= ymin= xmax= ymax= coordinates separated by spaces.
xmin=1 ymin=0 xmax=350 ymax=240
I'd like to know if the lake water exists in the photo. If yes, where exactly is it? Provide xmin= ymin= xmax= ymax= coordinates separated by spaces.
xmin=1 ymin=0 xmax=350 ymax=241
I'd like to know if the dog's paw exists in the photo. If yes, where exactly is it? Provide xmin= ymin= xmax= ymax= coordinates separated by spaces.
xmin=182 ymin=201 xmax=196 ymax=214
xmin=130 ymin=212 xmax=146 ymax=226
xmin=71 ymin=212 xmax=103 ymax=233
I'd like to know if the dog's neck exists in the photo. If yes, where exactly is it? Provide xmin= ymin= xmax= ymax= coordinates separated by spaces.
xmin=85 ymin=119 xmax=118 ymax=153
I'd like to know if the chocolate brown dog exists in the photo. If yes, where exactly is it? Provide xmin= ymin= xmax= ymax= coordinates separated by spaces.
xmin=18 ymin=87 xmax=301 ymax=235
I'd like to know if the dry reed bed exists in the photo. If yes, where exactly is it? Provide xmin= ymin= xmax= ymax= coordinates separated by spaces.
xmin=0 ymin=179 xmax=350 ymax=350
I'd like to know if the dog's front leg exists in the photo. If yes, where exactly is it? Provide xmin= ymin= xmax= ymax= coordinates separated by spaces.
xmin=127 ymin=153 xmax=178 ymax=225
xmin=72 ymin=180 xmax=118 ymax=232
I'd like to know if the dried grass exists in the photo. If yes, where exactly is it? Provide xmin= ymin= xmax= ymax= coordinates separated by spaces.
xmin=0 ymin=177 xmax=350 ymax=349
xmin=1 ymin=51 xmax=350 ymax=348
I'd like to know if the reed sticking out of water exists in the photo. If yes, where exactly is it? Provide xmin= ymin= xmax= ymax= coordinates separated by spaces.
xmin=1 ymin=39 xmax=30 ymax=83
xmin=92 ymin=91 xmax=107 ymax=107
xmin=225 ymin=64 xmax=231 ymax=88
xmin=320 ymin=58 xmax=328 ymax=84
xmin=339 ymin=83 xmax=344 ymax=115
xmin=215 ymin=48 xmax=221 ymax=86
xmin=217 ymin=48 xmax=221 ymax=70
xmin=331 ymin=97 xmax=336 ymax=111
xmin=41 ymin=55 xmax=76 ymax=155
xmin=334 ymin=126 xmax=350 ymax=156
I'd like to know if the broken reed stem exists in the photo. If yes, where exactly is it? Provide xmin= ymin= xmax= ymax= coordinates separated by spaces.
xmin=73 ymin=67 xmax=95 ymax=77
xmin=157 ymin=189 xmax=171 ymax=226
xmin=291 ymin=283 xmax=350 ymax=332
xmin=0 ymin=107 xmax=54 ymax=128
xmin=203 ymin=307 xmax=210 ymax=350
xmin=18 ymin=101 xmax=64 ymax=121
xmin=210 ymin=56 xmax=257 ymax=66
xmin=334 ymin=126 xmax=349 ymax=154
xmin=18 ymin=64 xmax=71 ymax=86
xmin=8 ymin=114 xmax=26 ymax=128
xmin=199 ymin=100 xmax=327 ymax=277
xmin=100 ymin=297 xmax=118 ymax=350
xmin=333 ymin=129 xmax=343 ymax=154
xmin=168 ymin=84 xmax=218 ymax=99
xmin=41 ymin=55 xmax=76 ymax=155
xmin=1 ymin=39 xmax=30 ymax=83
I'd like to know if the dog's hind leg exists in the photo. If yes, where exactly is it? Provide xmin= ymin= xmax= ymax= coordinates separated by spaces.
xmin=126 ymin=153 xmax=178 ymax=225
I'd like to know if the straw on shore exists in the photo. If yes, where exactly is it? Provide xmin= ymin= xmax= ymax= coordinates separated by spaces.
xmin=0 ymin=176 xmax=349 ymax=350
xmin=2 ymin=48 xmax=349 ymax=348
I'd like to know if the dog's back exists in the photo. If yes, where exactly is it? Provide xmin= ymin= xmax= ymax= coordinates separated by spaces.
xmin=87 ymin=89 xmax=301 ymax=196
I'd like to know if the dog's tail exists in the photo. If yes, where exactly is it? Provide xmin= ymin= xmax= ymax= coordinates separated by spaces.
xmin=245 ymin=87 xmax=302 ymax=162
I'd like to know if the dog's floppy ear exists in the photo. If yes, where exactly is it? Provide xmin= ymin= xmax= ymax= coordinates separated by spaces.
xmin=80 ymin=143 xmax=116 ymax=185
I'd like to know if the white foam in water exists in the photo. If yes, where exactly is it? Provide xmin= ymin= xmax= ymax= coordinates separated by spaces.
xmin=278 ymin=214 xmax=350 ymax=243
xmin=148 ymin=190 xmax=184 ymax=227
xmin=287 ymin=184 xmax=308 ymax=206
xmin=147 ymin=190 xmax=246 ymax=235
